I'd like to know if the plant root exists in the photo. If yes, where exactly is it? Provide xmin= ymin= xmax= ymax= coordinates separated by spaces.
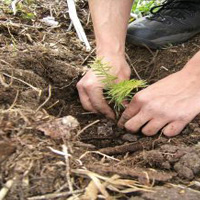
xmin=99 ymin=137 xmax=167 ymax=155
xmin=86 ymin=164 xmax=176 ymax=183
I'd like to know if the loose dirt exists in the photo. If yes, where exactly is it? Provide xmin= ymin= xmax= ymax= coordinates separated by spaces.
xmin=1 ymin=0 xmax=200 ymax=199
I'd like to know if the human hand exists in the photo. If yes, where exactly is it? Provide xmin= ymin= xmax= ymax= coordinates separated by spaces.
xmin=77 ymin=56 xmax=131 ymax=119
xmin=118 ymin=70 xmax=200 ymax=137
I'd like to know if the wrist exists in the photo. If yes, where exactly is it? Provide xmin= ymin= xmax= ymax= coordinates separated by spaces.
xmin=94 ymin=54 xmax=131 ymax=78
xmin=181 ymin=51 xmax=200 ymax=77
xmin=96 ymin=40 xmax=125 ymax=58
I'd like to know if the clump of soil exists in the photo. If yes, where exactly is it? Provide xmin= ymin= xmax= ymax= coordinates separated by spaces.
xmin=143 ymin=144 xmax=200 ymax=180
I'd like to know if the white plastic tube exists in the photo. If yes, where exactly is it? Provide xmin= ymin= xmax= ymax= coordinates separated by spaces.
xmin=67 ymin=0 xmax=91 ymax=51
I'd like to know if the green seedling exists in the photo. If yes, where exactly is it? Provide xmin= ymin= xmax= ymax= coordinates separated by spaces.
xmin=1 ymin=0 xmax=35 ymax=20
xmin=131 ymin=0 xmax=163 ymax=18
xmin=90 ymin=58 xmax=147 ymax=114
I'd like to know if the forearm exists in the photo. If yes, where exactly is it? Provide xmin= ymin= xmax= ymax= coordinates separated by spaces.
xmin=182 ymin=50 xmax=200 ymax=77
xmin=89 ymin=0 xmax=133 ymax=57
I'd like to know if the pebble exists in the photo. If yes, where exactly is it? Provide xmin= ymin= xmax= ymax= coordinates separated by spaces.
xmin=121 ymin=134 xmax=138 ymax=142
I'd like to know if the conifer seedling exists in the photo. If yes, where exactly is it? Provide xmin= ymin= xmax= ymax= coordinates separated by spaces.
xmin=90 ymin=58 xmax=147 ymax=114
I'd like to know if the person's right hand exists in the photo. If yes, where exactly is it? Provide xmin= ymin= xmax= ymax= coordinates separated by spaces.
xmin=76 ymin=56 xmax=131 ymax=119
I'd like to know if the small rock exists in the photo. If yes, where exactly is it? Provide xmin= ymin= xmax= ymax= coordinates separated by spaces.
xmin=179 ymin=153 xmax=200 ymax=174
xmin=161 ymin=161 xmax=171 ymax=170
xmin=121 ymin=134 xmax=138 ymax=142
xmin=40 ymin=16 xmax=59 ymax=27
xmin=97 ymin=122 xmax=114 ymax=136
xmin=62 ymin=116 xmax=79 ymax=129
xmin=37 ymin=115 xmax=79 ymax=139
xmin=144 ymin=150 xmax=165 ymax=168
xmin=174 ymin=162 xmax=194 ymax=180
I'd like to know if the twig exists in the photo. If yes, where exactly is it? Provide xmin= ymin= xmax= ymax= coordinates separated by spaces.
xmin=79 ymin=151 xmax=120 ymax=162
xmin=48 ymin=146 xmax=66 ymax=156
xmin=6 ymin=90 xmax=19 ymax=111
xmin=67 ymin=21 xmax=73 ymax=32
xmin=55 ymin=183 xmax=69 ymax=193
xmin=73 ymin=169 xmax=153 ymax=194
xmin=143 ymin=44 xmax=155 ymax=57
xmin=74 ymin=141 xmax=96 ymax=149
xmin=47 ymin=100 xmax=60 ymax=110
xmin=6 ymin=24 xmax=17 ymax=46
xmin=2 ymin=72 xmax=41 ymax=93
xmin=27 ymin=190 xmax=84 ymax=200
xmin=125 ymin=53 xmax=141 ymax=80
xmin=81 ymin=48 xmax=96 ymax=65
xmin=99 ymin=136 xmax=168 ymax=155
xmin=0 ymin=21 xmax=43 ymax=29
xmin=99 ymin=142 xmax=145 ymax=155
xmin=86 ymin=11 xmax=91 ymax=26
xmin=35 ymin=85 xmax=52 ymax=113
xmin=0 ymin=178 xmax=16 ymax=200
xmin=62 ymin=145 xmax=73 ymax=193
xmin=86 ymin=164 xmax=175 ymax=182
xmin=76 ymin=120 xmax=100 ymax=138
xmin=0 ymin=74 xmax=9 ymax=88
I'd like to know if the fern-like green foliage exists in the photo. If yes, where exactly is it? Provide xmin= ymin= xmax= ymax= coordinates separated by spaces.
xmin=90 ymin=58 xmax=117 ymax=87
xmin=90 ymin=58 xmax=146 ymax=112
xmin=106 ymin=79 xmax=146 ymax=112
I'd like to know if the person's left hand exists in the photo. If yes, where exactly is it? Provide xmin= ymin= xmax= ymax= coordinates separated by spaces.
xmin=118 ymin=69 xmax=200 ymax=137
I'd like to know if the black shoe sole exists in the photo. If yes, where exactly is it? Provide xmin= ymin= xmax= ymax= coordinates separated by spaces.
xmin=126 ymin=30 xmax=200 ymax=49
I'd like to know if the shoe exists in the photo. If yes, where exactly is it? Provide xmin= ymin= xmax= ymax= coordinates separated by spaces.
xmin=127 ymin=0 xmax=200 ymax=49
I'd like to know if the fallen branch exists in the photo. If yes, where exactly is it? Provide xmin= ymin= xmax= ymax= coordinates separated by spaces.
xmin=99 ymin=142 xmax=145 ymax=155
xmin=99 ymin=138 xmax=167 ymax=155
xmin=86 ymin=164 xmax=176 ymax=182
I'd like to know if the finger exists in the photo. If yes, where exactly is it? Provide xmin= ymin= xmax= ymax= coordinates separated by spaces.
xmin=77 ymin=86 xmax=97 ymax=112
xmin=87 ymin=87 xmax=115 ymax=119
xmin=124 ymin=111 xmax=151 ymax=133
xmin=141 ymin=119 xmax=168 ymax=136
xmin=162 ymin=121 xmax=188 ymax=137
xmin=118 ymin=100 xmax=141 ymax=128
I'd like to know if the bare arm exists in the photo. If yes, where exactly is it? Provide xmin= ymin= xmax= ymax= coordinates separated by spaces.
xmin=77 ymin=0 xmax=133 ymax=119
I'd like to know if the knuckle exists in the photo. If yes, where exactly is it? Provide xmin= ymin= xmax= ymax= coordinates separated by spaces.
xmin=121 ymin=112 xmax=132 ymax=121
xmin=92 ymin=102 xmax=101 ymax=110
xmin=83 ymin=82 xmax=94 ymax=90
xmin=133 ymin=92 xmax=147 ymax=104
xmin=76 ymin=81 xmax=83 ymax=89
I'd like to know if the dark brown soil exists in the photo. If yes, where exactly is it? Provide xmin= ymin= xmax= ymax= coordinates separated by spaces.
xmin=1 ymin=0 xmax=200 ymax=199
